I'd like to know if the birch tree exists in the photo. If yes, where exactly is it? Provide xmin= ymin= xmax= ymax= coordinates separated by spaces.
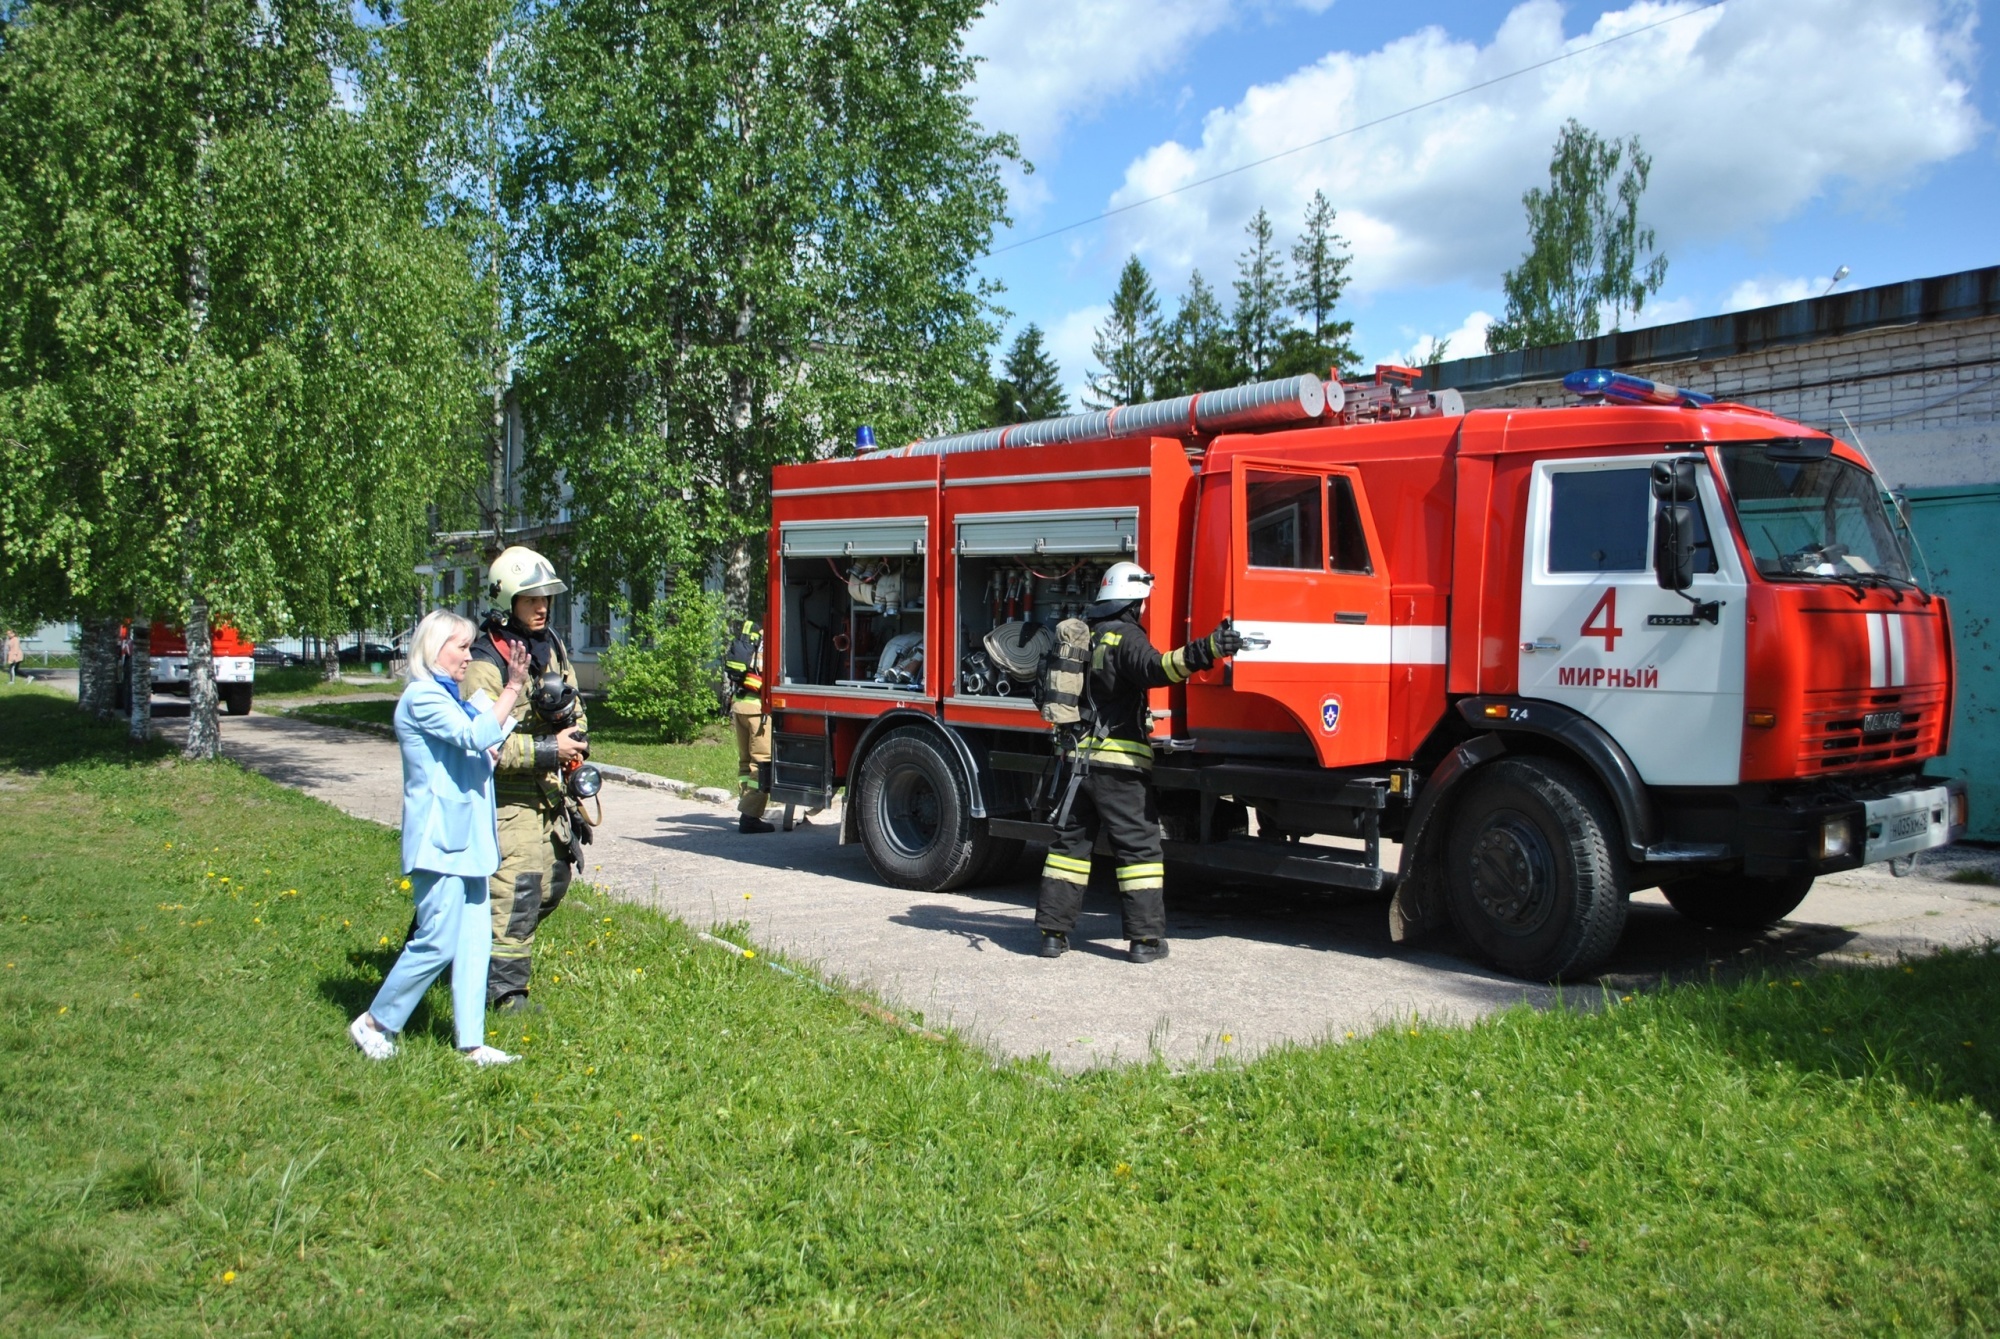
xmin=512 ymin=0 xmax=1012 ymax=619
xmin=1486 ymin=119 xmax=1669 ymax=353
xmin=0 ymin=0 xmax=485 ymax=756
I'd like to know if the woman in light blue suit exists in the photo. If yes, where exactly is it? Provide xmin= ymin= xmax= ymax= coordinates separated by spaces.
xmin=350 ymin=609 xmax=530 ymax=1065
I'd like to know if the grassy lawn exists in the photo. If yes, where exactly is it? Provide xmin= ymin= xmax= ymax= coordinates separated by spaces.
xmin=3 ymin=687 xmax=1998 ymax=1334
xmin=254 ymin=666 xmax=399 ymax=702
xmin=286 ymin=693 xmax=742 ymax=790
xmin=582 ymin=701 xmax=739 ymax=791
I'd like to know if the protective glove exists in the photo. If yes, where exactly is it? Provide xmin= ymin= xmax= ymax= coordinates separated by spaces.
xmin=1206 ymin=621 xmax=1244 ymax=658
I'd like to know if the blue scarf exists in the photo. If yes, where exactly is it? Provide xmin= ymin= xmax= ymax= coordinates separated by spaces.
xmin=433 ymin=673 xmax=481 ymax=723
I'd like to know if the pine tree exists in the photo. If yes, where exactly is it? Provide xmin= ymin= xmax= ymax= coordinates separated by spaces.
xmin=989 ymin=323 xmax=1067 ymax=424
xmin=1271 ymin=189 xmax=1358 ymax=378
xmin=1231 ymin=209 xmax=1293 ymax=379
xmin=1084 ymin=256 xmax=1162 ymax=408
xmin=1156 ymin=270 xmax=1242 ymax=396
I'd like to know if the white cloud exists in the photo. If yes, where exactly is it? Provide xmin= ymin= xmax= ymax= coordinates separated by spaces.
xmin=1095 ymin=0 xmax=1984 ymax=295
xmin=966 ymin=0 xmax=1236 ymax=164
xmin=1721 ymin=274 xmax=1863 ymax=311
xmin=1380 ymin=310 xmax=1494 ymax=368
xmin=1046 ymin=304 xmax=1109 ymax=409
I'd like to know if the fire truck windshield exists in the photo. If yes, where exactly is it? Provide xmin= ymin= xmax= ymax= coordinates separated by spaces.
xmin=1716 ymin=443 xmax=1918 ymax=589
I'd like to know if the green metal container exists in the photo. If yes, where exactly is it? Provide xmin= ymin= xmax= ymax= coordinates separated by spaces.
xmin=1904 ymin=485 xmax=2000 ymax=840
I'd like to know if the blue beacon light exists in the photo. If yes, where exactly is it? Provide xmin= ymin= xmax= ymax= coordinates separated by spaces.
xmin=854 ymin=424 xmax=877 ymax=451
xmin=1563 ymin=368 xmax=1715 ymax=408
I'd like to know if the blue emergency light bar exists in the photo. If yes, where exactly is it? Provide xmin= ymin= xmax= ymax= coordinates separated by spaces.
xmin=1563 ymin=368 xmax=1716 ymax=408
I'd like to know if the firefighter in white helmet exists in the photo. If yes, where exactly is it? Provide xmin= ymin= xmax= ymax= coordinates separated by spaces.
xmin=1035 ymin=561 xmax=1242 ymax=963
xmin=461 ymin=545 xmax=589 ymax=1012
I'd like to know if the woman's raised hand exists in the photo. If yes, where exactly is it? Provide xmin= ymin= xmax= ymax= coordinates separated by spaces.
xmin=504 ymin=639 xmax=531 ymax=690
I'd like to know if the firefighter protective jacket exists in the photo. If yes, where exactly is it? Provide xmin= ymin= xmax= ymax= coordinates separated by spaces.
xmin=464 ymin=625 xmax=586 ymax=808
xmin=1080 ymin=610 xmax=1204 ymax=770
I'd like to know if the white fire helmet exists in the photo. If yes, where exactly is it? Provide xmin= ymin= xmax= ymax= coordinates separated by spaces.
xmin=1095 ymin=561 xmax=1157 ymax=604
xmin=486 ymin=545 xmax=568 ymax=610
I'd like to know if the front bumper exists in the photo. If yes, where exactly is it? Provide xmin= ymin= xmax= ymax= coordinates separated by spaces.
xmin=1861 ymin=782 xmax=1966 ymax=865
xmin=1742 ymin=777 xmax=1967 ymax=879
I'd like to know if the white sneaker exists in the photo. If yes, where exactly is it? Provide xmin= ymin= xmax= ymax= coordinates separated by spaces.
xmin=462 ymin=1045 xmax=517 ymax=1067
xmin=349 ymin=1015 xmax=396 ymax=1061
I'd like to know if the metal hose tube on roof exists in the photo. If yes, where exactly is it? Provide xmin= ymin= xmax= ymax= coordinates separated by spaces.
xmin=883 ymin=373 xmax=1331 ymax=457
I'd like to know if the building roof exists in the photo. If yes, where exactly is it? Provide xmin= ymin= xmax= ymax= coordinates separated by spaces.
xmin=1425 ymin=265 xmax=2000 ymax=396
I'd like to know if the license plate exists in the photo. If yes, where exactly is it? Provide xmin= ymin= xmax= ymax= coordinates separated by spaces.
xmin=1891 ymin=812 xmax=1929 ymax=840
xmin=1863 ymin=710 xmax=1903 ymax=733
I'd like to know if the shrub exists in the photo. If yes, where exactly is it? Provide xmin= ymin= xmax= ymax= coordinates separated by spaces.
xmin=598 ymin=584 xmax=725 ymax=743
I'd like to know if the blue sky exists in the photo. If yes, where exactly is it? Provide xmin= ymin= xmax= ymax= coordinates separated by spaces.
xmin=964 ymin=0 xmax=1995 ymax=405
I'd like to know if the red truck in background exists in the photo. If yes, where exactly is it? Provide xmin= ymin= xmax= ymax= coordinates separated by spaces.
xmin=123 ymin=623 xmax=257 ymax=716
xmin=761 ymin=367 xmax=1968 ymax=981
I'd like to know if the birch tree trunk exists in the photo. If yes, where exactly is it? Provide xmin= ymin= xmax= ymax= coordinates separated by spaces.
xmin=182 ymin=589 xmax=221 ymax=759
xmin=76 ymin=615 xmax=116 ymax=716
xmin=128 ymin=611 xmax=152 ymax=741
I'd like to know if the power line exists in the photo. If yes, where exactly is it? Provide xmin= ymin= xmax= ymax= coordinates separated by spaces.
xmin=987 ymin=0 xmax=1727 ymax=257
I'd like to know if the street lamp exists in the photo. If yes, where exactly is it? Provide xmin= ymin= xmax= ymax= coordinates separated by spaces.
xmin=1822 ymin=266 xmax=1850 ymax=297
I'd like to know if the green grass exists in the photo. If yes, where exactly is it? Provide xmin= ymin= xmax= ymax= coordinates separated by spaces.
xmin=583 ymin=701 xmax=739 ymax=789
xmin=287 ymin=692 xmax=741 ymax=789
xmin=1949 ymin=868 xmax=1998 ymax=887
xmin=3 ymin=687 xmax=1999 ymax=1334
xmin=284 ymin=698 xmax=397 ymax=729
xmin=254 ymin=666 xmax=396 ymax=701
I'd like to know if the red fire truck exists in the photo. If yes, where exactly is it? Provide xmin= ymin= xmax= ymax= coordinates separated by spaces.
xmin=123 ymin=623 xmax=257 ymax=716
xmin=763 ymin=368 xmax=1967 ymax=980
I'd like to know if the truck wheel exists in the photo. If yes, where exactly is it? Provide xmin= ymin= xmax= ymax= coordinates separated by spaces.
xmin=854 ymin=727 xmax=990 ymax=892
xmin=221 ymin=684 xmax=253 ymax=716
xmin=1661 ymin=873 xmax=1813 ymax=930
xmin=1444 ymin=757 xmax=1629 ymax=982
xmin=967 ymin=836 xmax=1027 ymax=887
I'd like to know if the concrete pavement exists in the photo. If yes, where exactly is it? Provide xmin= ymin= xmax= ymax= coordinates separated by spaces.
xmin=190 ymin=706 xmax=2000 ymax=1070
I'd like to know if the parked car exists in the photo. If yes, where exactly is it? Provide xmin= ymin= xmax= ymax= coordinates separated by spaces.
xmin=335 ymin=641 xmax=400 ymax=667
xmin=251 ymin=645 xmax=300 ymax=669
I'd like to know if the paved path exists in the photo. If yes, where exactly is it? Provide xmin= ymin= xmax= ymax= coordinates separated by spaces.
xmin=199 ymin=709 xmax=2000 ymax=1070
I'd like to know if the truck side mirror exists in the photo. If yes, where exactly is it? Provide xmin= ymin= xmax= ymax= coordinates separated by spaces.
xmin=1650 ymin=459 xmax=1699 ymax=593
xmin=1654 ymin=504 xmax=1696 ymax=592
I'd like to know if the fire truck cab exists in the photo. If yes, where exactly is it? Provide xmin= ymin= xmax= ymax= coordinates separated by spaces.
xmin=764 ymin=370 xmax=1967 ymax=981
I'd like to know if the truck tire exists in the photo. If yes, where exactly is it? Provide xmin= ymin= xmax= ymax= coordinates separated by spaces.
xmin=221 ymin=684 xmax=253 ymax=716
xmin=854 ymin=727 xmax=991 ymax=892
xmin=1444 ymin=757 xmax=1629 ymax=981
xmin=1661 ymin=873 xmax=1813 ymax=930
xmin=967 ymin=835 xmax=1028 ymax=887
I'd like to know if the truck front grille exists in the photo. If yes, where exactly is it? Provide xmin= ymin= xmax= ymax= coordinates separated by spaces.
xmin=1798 ymin=685 xmax=1946 ymax=773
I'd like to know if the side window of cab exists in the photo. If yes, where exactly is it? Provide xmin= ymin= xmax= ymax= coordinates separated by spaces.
xmin=1547 ymin=466 xmax=1716 ymax=574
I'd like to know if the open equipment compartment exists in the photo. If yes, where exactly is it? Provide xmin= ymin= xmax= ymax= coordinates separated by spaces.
xmin=951 ymin=508 xmax=1138 ymax=704
xmin=776 ymin=516 xmax=928 ymax=691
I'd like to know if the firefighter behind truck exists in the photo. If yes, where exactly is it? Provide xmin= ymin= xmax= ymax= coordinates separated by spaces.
xmin=463 ymin=546 xmax=591 ymax=1012
xmin=725 ymin=619 xmax=775 ymax=833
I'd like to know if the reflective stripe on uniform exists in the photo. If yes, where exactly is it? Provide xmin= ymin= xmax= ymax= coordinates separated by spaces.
xmin=1116 ymin=862 xmax=1165 ymax=892
xmin=1042 ymin=852 xmax=1091 ymax=885
xmin=1079 ymin=736 xmax=1153 ymax=768
xmin=1160 ymin=647 xmax=1191 ymax=684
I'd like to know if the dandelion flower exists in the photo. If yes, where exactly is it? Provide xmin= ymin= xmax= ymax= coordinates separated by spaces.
xmin=1114 ymin=1162 xmax=1131 ymax=1177
xmin=58 ymin=1006 xmax=68 ymax=1014
xmin=399 ymin=878 xmax=412 ymax=891
xmin=379 ymin=935 xmax=391 ymax=946
xmin=743 ymin=893 xmax=752 ymax=900
xmin=630 ymin=1133 xmax=644 ymax=1143
xmin=222 ymin=1270 xmax=237 ymax=1284
xmin=1220 ymin=1033 xmax=1233 ymax=1043
xmin=743 ymin=951 xmax=756 ymax=960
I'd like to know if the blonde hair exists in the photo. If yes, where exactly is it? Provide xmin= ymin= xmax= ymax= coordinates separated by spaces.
xmin=405 ymin=609 xmax=478 ymax=685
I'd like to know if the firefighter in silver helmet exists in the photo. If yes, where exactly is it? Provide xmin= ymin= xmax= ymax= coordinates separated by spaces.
xmin=462 ymin=545 xmax=589 ymax=1012
xmin=1035 ymin=561 xmax=1242 ymax=963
